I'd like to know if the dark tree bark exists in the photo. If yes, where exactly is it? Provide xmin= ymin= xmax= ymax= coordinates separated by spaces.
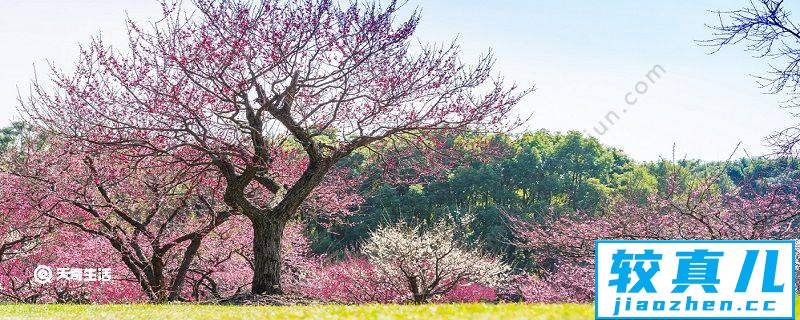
xmin=239 ymin=158 xmax=334 ymax=295
xmin=250 ymin=216 xmax=287 ymax=294
xmin=168 ymin=237 xmax=203 ymax=301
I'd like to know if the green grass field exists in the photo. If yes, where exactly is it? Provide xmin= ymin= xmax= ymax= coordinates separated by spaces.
xmin=0 ymin=303 xmax=593 ymax=320
xmin=0 ymin=299 xmax=797 ymax=320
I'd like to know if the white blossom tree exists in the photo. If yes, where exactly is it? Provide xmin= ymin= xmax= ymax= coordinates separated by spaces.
xmin=362 ymin=223 xmax=510 ymax=303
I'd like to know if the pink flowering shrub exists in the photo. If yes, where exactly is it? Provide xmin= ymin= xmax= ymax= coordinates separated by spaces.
xmin=437 ymin=283 xmax=497 ymax=303
xmin=515 ymin=263 xmax=594 ymax=303
xmin=511 ymin=176 xmax=800 ymax=302
xmin=0 ymin=228 xmax=143 ymax=303
xmin=301 ymin=256 xmax=403 ymax=303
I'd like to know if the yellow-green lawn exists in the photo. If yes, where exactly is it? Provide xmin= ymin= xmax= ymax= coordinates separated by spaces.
xmin=0 ymin=303 xmax=591 ymax=320
xmin=0 ymin=299 xmax=798 ymax=320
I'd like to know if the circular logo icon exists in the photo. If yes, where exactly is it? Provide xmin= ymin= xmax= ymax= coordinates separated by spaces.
xmin=33 ymin=265 xmax=53 ymax=284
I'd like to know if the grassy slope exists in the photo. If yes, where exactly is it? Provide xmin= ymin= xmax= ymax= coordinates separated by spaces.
xmin=1 ymin=299 xmax=798 ymax=320
xmin=0 ymin=303 xmax=592 ymax=320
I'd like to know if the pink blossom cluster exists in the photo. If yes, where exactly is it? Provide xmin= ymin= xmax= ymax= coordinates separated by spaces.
xmin=510 ymin=175 xmax=800 ymax=303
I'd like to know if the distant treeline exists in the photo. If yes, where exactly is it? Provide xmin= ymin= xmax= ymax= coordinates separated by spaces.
xmin=307 ymin=130 xmax=800 ymax=268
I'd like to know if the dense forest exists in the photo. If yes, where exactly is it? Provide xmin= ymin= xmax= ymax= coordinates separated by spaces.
xmin=302 ymin=128 xmax=800 ymax=266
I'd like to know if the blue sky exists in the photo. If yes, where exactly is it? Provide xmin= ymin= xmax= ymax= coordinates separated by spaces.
xmin=0 ymin=0 xmax=796 ymax=161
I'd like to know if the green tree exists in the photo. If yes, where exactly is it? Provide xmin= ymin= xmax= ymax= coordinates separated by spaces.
xmin=311 ymin=130 xmax=637 ymax=268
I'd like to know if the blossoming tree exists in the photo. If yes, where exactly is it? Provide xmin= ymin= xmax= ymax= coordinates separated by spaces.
xmin=510 ymin=173 xmax=800 ymax=302
xmin=6 ymin=140 xmax=236 ymax=302
xmin=22 ymin=0 xmax=528 ymax=294
xmin=0 ymin=172 xmax=53 ymax=302
xmin=360 ymin=223 xmax=510 ymax=303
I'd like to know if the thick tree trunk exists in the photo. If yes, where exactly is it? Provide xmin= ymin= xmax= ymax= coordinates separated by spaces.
xmin=408 ymin=276 xmax=426 ymax=304
xmin=149 ymin=256 xmax=169 ymax=302
xmin=251 ymin=216 xmax=286 ymax=295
